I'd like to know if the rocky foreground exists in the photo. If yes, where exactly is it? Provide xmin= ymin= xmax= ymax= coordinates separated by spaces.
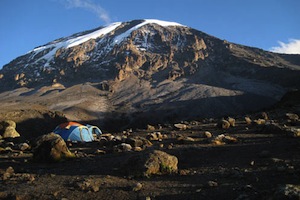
xmin=0 ymin=105 xmax=300 ymax=200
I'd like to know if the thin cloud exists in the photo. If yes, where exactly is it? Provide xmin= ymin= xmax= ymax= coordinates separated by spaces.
xmin=270 ymin=39 xmax=300 ymax=54
xmin=63 ymin=0 xmax=111 ymax=24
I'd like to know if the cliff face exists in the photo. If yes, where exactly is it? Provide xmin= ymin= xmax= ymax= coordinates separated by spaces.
xmin=0 ymin=19 xmax=300 ymax=126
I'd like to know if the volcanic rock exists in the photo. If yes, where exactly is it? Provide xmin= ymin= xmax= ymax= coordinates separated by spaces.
xmin=33 ymin=133 xmax=75 ymax=162
xmin=122 ymin=150 xmax=178 ymax=177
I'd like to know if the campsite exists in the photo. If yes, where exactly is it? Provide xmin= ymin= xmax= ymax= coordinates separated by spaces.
xmin=0 ymin=101 xmax=299 ymax=200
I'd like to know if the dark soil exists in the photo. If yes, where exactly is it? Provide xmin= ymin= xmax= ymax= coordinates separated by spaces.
xmin=1 ymin=107 xmax=300 ymax=200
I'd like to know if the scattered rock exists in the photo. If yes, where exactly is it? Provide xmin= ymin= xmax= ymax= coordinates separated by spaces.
xmin=76 ymin=178 xmax=100 ymax=192
xmin=207 ymin=181 xmax=218 ymax=187
xmin=254 ymin=119 xmax=266 ymax=125
xmin=263 ymin=123 xmax=300 ymax=137
xmin=286 ymin=113 xmax=299 ymax=121
xmin=245 ymin=116 xmax=252 ymax=125
xmin=114 ymin=143 xmax=132 ymax=152
xmin=218 ymin=120 xmax=230 ymax=129
xmin=95 ymin=149 xmax=106 ymax=155
xmin=261 ymin=112 xmax=269 ymax=120
xmin=212 ymin=134 xmax=238 ymax=145
xmin=147 ymin=132 xmax=163 ymax=141
xmin=18 ymin=143 xmax=30 ymax=151
xmin=176 ymin=136 xmax=195 ymax=143
xmin=174 ymin=123 xmax=187 ymax=130
xmin=203 ymin=131 xmax=213 ymax=138
xmin=33 ymin=133 xmax=75 ymax=162
xmin=226 ymin=117 xmax=236 ymax=127
xmin=147 ymin=125 xmax=156 ymax=131
xmin=273 ymin=184 xmax=300 ymax=199
xmin=132 ymin=182 xmax=143 ymax=191
xmin=2 ymin=166 xmax=14 ymax=180
xmin=122 ymin=150 xmax=178 ymax=177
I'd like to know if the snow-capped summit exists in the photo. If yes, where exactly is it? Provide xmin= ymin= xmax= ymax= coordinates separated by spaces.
xmin=27 ymin=19 xmax=184 ymax=68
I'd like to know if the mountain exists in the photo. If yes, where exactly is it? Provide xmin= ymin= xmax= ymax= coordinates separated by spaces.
xmin=0 ymin=19 xmax=300 ymax=130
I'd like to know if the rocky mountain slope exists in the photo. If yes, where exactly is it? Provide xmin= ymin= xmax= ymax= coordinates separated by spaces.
xmin=0 ymin=19 xmax=300 ymax=129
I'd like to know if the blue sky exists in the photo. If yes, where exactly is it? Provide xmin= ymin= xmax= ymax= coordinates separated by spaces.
xmin=0 ymin=0 xmax=299 ymax=68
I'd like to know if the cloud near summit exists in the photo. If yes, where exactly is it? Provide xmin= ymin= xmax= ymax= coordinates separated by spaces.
xmin=63 ymin=0 xmax=111 ymax=24
xmin=270 ymin=39 xmax=300 ymax=54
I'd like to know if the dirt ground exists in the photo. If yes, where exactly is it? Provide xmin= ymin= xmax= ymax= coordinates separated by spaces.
xmin=1 ymin=105 xmax=300 ymax=200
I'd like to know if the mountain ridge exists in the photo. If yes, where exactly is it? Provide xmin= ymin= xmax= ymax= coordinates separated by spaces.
xmin=0 ymin=19 xmax=300 ymax=128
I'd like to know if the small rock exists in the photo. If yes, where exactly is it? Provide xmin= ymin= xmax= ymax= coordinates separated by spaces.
xmin=133 ymin=147 xmax=143 ymax=152
xmin=147 ymin=125 xmax=156 ymax=131
xmin=147 ymin=132 xmax=163 ymax=141
xmin=245 ymin=116 xmax=252 ymax=125
xmin=2 ymin=166 xmax=14 ymax=180
xmin=263 ymin=123 xmax=300 ymax=137
xmin=212 ymin=134 xmax=237 ymax=145
xmin=274 ymin=184 xmax=300 ymax=199
xmin=218 ymin=120 xmax=230 ymax=129
xmin=204 ymin=131 xmax=213 ymax=138
xmin=227 ymin=117 xmax=236 ymax=127
xmin=174 ymin=123 xmax=187 ymax=130
xmin=286 ymin=113 xmax=299 ymax=121
xmin=95 ymin=149 xmax=106 ymax=154
xmin=177 ymin=136 xmax=195 ymax=143
xmin=115 ymin=143 xmax=132 ymax=152
xmin=254 ymin=119 xmax=266 ymax=125
xmin=207 ymin=181 xmax=218 ymax=187
xmin=261 ymin=112 xmax=269 ymax=120
xmin=132 ymin=182 xmax=143 ymax=191
xmin=18 ymin=143 xmax=30 ymax=151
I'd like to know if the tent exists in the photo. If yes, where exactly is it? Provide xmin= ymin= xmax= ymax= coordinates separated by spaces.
xmin=53 ymin=122 xmax=102 ymax=142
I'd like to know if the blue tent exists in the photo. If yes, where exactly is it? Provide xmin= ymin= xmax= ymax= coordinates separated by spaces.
xmin=53 ymin=122 xmax=102 ymax=142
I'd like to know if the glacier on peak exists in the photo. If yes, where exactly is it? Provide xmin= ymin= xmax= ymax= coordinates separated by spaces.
xmin=26 ymin=19 xmax=184 ymax=68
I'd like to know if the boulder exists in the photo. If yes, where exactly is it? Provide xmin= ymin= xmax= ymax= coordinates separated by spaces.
xmin=122 ymin=150 xmax=178 ymax=177
xmin=33 ymin=133 xmax=75 ymax=162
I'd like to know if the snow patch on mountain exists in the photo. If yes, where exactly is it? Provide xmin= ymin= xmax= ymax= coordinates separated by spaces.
xmin=114 ymin=19 xmax=184 ymax=45
xmin=26 ymin=19 xmax=183 ymax=68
